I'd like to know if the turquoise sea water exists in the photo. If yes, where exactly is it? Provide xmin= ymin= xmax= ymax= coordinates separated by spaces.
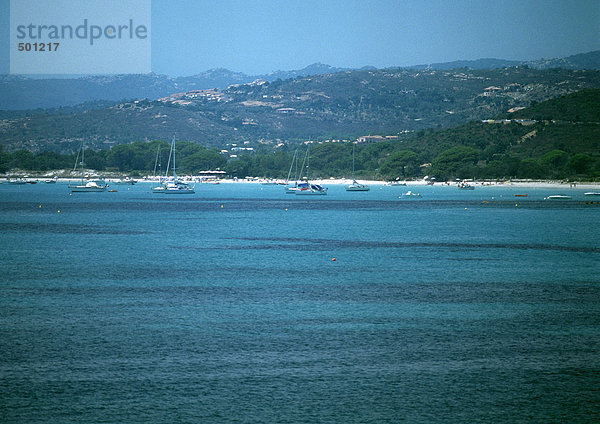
xmin=1 ymin=182 xmax=599 ymax=423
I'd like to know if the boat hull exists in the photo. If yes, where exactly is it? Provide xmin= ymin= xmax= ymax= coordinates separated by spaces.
xmin=544 ymin=195 xmax=571 ymax=200
xmin=70 ymin=186 xmax=107 ymax=192
xmin=295 ymin=190 xmax=327 ymax=195
xmin=162 ymin=189 xmax=195 ymax=194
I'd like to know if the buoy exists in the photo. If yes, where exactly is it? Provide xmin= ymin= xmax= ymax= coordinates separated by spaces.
xmin=39 ymin=205 xmax=42 ymax=208
xmin=331 ymin=258 xmax=336 ymax=262
xmin=220 ymin=204 xmax=224 ymax=208
xmin=285 ymin=208 xmax=288 ymax=211
xmin=57 ymin=210 xmax=61 ymax=213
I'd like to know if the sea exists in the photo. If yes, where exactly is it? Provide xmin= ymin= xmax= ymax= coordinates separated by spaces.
xmin=1 ymin=181 xmax=599 ymax=423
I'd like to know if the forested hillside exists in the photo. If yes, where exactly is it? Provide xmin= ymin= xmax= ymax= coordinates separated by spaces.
xmin=2 ymin=67 xmax=600 ymax=154
xmin=3 ymin=89 xmax=599 ymax=180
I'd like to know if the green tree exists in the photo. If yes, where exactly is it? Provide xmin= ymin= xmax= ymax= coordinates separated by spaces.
xmin=379 ymin=150 xmax=419 ymax=178
xmin=179 ymin=148 xmax=227 ymax=173
xmin=539 ymin=149 xmax=569 ymax=177
xmin=431 ymin=146 xmax=479 ymax=180
xmin=567 ymin=153 xmax=593 ymax=174
xmin=0 ymin=145 xmax=9 ymax=173
xmin=519 ymin=158 xmax=545 ymax=179
xmin=10 ymin=150 xmax=35 ymax=170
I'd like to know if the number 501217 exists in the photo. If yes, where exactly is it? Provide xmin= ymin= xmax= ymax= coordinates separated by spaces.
xmin=18 ymin=42 xmax=60 ymax=52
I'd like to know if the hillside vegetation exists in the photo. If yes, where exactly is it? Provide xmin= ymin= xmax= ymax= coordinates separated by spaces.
xmin=3 ymin=89 xmax=599 ymax=180
xmin=2 ymin=67 xmax=600 ymax=154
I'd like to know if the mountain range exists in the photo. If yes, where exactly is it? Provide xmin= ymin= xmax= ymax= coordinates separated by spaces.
xmin=1 ymin=51 xmax=599 ymax=110
xmin=2 ymin=64 xmax=600 ymax=155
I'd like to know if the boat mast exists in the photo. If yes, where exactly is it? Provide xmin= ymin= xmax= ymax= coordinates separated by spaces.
xmin=172 ymin=135 xmax=177 ymax=181
xmin=352 ymin=143 xmax=355 ymax=180
xmin=305 ymin=143 xmax=310 ymax=182
xmin=153 ymin=145 xmax=161 ymax=179
xmin=286 ymin=149 xmax=298 ymax=183
xmin=165 ymin=137 xmax=174 ymax=180
xmin=80 ymin=143 xmax=85 ymax=182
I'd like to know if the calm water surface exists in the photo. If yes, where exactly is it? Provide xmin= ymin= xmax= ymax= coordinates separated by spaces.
xmin=1 ymin=182 xmax=599 ymax=423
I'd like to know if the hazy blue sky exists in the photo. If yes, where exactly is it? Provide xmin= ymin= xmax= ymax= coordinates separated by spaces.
xmin=2 ymin=0 xmax=599 ymax=76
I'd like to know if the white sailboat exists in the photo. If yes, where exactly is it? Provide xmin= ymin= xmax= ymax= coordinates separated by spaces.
xmin=345 ymin=144 xmax=370 ymax=192
xmin=284 ymin=149 xmax=301 ymax=194
xmin=151 ymin=144 xmax=165 ymax=193
xmin=295 ymin=144 xmax=327 ymax=195
xmin=152 ymin=136 xmax=195 ymax=194
xmin=69 ymin=143 xmax=108 ymax=192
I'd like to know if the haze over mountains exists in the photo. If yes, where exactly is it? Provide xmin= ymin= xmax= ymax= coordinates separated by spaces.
xmin=1 ymin=51 xmax=599 ymax=111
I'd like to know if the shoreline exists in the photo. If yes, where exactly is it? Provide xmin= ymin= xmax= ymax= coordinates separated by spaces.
xmin=2 ymin=176 xmax=599 ymax=189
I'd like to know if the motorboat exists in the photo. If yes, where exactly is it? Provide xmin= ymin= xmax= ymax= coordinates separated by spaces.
xmin=346 ymin=180 xmax=370 ymax=191
xmin=114 ymin=177 xmax=136 ymax=185
xmin=8 ymin=178 xmax=27 ymax=185
xmin=584 ymin=192 xmax=600 ymax=197
xmin=70 ymin=179 xmax=108 ymax=192
xmin=544 ymin=195 xmax=571 ymax=200
xmin=387 ymin=180 xmax=407 ymax=186
xmin=401 ymin=190 xmax=421 ymax=198
xmin=457 ymin=181 xmax=475 ymax=190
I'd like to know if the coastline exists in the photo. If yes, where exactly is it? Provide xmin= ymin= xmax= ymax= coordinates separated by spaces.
xmin=2 ymin=176 xmax=599 ymax=189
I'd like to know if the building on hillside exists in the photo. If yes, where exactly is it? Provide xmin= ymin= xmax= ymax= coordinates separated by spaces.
xmin=357 ymin=135 xmax=385 ymax=144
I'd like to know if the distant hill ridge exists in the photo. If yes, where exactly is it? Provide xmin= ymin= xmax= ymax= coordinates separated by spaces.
xmin=1 ymin=51 xmax=599 ymax=110
xmin=2 ymin=65 xmax=600 ymax=154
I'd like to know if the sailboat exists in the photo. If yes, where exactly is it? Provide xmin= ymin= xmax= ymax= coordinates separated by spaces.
xmin=284 ymin=149 xmax=301 ymax=194
xmin=345 ymin=144 xmax=370 ymax=191
xmin=295 ymin=144 xmax=327 ymax=195
xmin=69 ymin=142 xmax=108 ymax=192
xmin=152 ymin=136 xmax=195 ymax=194
xmin=151 ymin=144 xmax=164 ymax=193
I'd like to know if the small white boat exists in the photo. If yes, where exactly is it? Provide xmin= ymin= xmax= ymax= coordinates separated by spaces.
xmin=346 ymin=180 xmax=370 ymax=191
xmin=387 ymin=181 xmax=407 ymax=186
xmin=584 ymin=192 xmax=600 ymax=197
xmin=44 ymin=176 xmax=58 ymax=184
xmin=114 ymin=177 xmax=136 ymax=185
xmin=457 ymin=181 xmax=475 ymax=190
xmin=70 ymin=179 xmax=108 ymax=192
xmin=401 ymin=190 xmax=421 ymax=198
xmin=544 ymin=195 xmax=571 ymax=200
xmin=8 ymin=178 xmax=27 ymax=185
